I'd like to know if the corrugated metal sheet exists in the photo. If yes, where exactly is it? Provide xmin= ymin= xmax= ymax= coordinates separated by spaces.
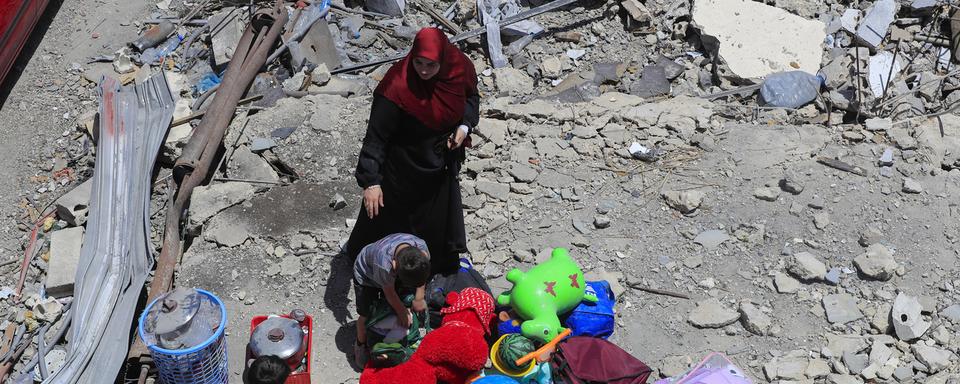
xmin=44 ymin=72 xmax=175 ymax=384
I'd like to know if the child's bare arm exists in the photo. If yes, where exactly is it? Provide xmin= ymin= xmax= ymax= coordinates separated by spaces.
xmin=383 ymin=280 xmax=412 ymax=327
xmin=412 ymin=285 xmax=426 ymax=312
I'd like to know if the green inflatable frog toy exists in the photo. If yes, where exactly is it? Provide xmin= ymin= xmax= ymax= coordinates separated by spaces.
xmin=496 ymin=248 xmax=597 ymax=342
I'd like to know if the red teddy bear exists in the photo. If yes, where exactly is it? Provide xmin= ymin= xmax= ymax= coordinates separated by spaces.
xmin=360 ymin=287 xmax=495 ymax=384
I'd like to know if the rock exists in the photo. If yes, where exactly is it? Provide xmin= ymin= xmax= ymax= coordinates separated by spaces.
xmin=250 ymin=137 xmax=277 ymax=152
xmin=779 ymin=177 xmax=804 ymax=194
xmin=204 ymin=214 xmax=252 ymax=247
xmin=508 ymin=162 xmax=539 ymax=183
xmin=329 ymin=193 xmax=347 ymax=210
xmin=479 ymin=118 xmax=508 ymax=147
xmin=753 ymin=187 xmax=780 ymax=201
xmin=33 ymin=298 xmax=64 ymax=323
xmin=494 ymin=67 xmax=534 ymax=96
xmin=231 ymin=146 xmax=281 ymax=184
xmin=535 ymin=169 xmax=575 ymax=189
xmin=540 ymin=57 xmax=563 ymax=79
xmin=739 ymin=301 xmax=772 ymax=335
xmin=912 ymin=344 xmax=954 ymax=373
xmin=188 ymin=182 xmax=257 ymax=228
xmin=764 ymin=355 xmax=808 ymax=381
xmin=113 ymin=48 xmax=136 ymax=74
xmin=892 ymin=366 xmax=913 ymax=381
xmin=865 ymin=117 xmax=892 ymax=131
xmin=693 ymin=230 xmax=730 ymax=250
xmin=856 ymin=0 xmax=898 ymax=49
xmin=774 ymin=272 xmax=801 ymax=293
xmin=289 ymin=233 xmax=317 ymax=250
xmin=583 ymin=269 xmax=626 ymax=298
xmin=858 ymin=226 xmax=882 ymax=247
xmin=788 ymin=252 xmax=827 ymax=282
xmin=54 ymin=180 xmax=92 ymax=227
xmin=891 ymin=292 xmax=931 ymax=341
xmin=941 ymin=304 xmax=960 ymax=323
xmin=823 ymin=293 xmax=863 ymax=324
xmin=827 ymin=373 xmax=863 ymax=384
xmin=871 ymin=303 xmax=892 ymax=332
xmin=688 ymin=298 xmax=740 ymax=328
xmin=868 ymin=340 xmax=892 ymax=365
xmin=630 ymin=64 xmax=671 ymax=98
xmin=476 ymin=180 xmax=510 ymax=201
xmin=813 ymin=212 xmax=831 ymax=230
xmin=621 ymin=0 xmax=653 ymax=23
xmin=879 ymin=148 xmax=894 ymax=166
xmin=842 ymin=352 xmax=869 ymax=375
xmin=901 ymin=177 xmax=923 ymax=193
xmin=659 ymin=355 xmax=693 ymax=378
xmin=824 ymin=267 xmax=841 ymax=285
xmin=279 ymin=256 xmax=302 ymax=276
xmin=853 ymin=244 xmax=898 ymax=281
xmin=593 ymin=216 xmax=611 ymax=229
xmin=46 ymin=227 xmax=84 ymax=298
xmin=691 ymin=0 xmax=826 ymax=78
xmin=806 ymin=358 xmax=831 ymax=378
xmin=661 ymin=190 xmax=705 ymax=214
xmin=208 ymin=8 xmax=244 ymax=66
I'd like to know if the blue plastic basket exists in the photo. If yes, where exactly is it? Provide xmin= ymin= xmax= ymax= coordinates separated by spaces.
xmin=138 ymin=289 xmax=228 ymax=384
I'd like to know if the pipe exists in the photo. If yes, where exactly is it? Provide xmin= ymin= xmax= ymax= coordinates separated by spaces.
xmin=127 ymin=1 xmax=288 ymax=366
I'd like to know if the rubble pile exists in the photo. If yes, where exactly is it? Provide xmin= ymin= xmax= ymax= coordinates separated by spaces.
xmin=1 ymin=0 xmax=959 ymax=381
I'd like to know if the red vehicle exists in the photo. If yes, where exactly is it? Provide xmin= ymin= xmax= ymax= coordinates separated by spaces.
xmin=1 ymin=0 xmax=51 ymax=85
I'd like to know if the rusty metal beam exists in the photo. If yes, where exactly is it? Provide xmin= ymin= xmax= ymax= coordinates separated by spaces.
xmin=127 ymin=0 xmax=288 ymax=366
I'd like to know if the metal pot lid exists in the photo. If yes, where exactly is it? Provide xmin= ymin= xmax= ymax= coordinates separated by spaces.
xmin=148 ymin=287 xmax=202 ymax=337
xmin=250 ymin=317 xmax=304 ymax=359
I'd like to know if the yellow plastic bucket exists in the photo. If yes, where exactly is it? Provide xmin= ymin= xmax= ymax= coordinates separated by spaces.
xmin=489 ymin=334 xmax=536 ymax=377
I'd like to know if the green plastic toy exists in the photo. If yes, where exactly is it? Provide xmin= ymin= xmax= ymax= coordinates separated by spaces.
xmin=496 ymin=248 xmax=597 ymax=342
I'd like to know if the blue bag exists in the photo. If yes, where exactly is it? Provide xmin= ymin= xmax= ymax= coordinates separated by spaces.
xmin=562 ymin=280 xmax=616 ymax=339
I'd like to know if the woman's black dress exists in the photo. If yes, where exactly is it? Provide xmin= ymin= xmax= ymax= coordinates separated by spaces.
xmin=346 ymin=93 xmax=480 ymax=274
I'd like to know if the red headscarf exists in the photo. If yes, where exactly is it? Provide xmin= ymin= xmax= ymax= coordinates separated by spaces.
xmin=375 ymin=28 xmax=478 ymax=132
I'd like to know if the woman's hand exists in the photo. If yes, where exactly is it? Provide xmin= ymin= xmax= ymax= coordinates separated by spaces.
xmin=363 ymin=186 xmax=384 ymax=218
xmin=448 ymin=126 xmax=468 ymax=149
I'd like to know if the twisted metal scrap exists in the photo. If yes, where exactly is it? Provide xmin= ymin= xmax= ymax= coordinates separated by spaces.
xmin=44 ymin=72 xmax=175 ymax=384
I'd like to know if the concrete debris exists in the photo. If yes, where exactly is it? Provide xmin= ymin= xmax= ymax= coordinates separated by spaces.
xmin=763 ymin=355 xmax=807 ymax=381
xmin=188 ymin=182 xmax=257 ymax=228
xmin=753 ymin=187 xmax=780 ymax=202
xmin=54 ymin=180 xmax=92 ymax=227
xmin=691 ymin=0 xmax=825 ymax=78
xmin=842 ymin=352 xmax=869 ymax=375
xmin=774 ymin=272 xmax=801 ymax=293
xmin=329 ymin=193 xmax=347 ymax=210
xmin=853 ymin=243 xmax=898 ymax=281
xmin=941 ymin=304 xmax=960 ymax=323
xmin=855 ymin=0 xmax=898 ymax=49
xmin=688 ymin=298 xmax=740 ymax=328
xmin=912 ymin=344 xmax=954 ymax=373
xmin=661 ymin=190 xmax=704 ymax=214
xmin=779 ymin=176 xmax=804 ymax=195
xmin=693 ymin=229 xmax=730 ymax=250
xmin=46 ymin=227 xmax=84 ymax=297
xmin=813 ymin=212 xmax=831 ymax=230
xmin=33 ymin=298 xmax=64 ymax=323
xmin=868 ymin=52 xmax=902 ymax=98
xmin=788 ymin=252 xmax=827 ymax=282
xmin=858 ymin=226 xmax=882 ymax=247
xmin=739 ymin=301 xmax=772 ymax=335
xmin=209 ymin=8 xmax=244 ymax=67
xmin=901 ymin=177 xmax=923 ymax=194
xmin=494 ymin=67 xmax=534 ymax=96
xmin=891 ymin=292 xmax=931 ymax=341
xmin=822 ymin=293 xmax=863 ymax=324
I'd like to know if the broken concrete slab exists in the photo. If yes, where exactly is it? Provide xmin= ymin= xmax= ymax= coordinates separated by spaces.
xmin=855 ymin=0 xmax=898 ymax=49
xmin=46 ymin=227 xmax=84 ymax=297
xmin=204 ymin=213 xmax=253 ymax=247
xmin=691 ymin=0 xmax=826 ymax=78
xmin=54 ymin=180 xmax=92 ymax=227
xmin=788 ymin=252 xmax=828 ymax=282
xmin=823 ymin=293 xmax=863 ymax=324
xmin=629 ymin=64 xmax=671 ymax=98
xmin=208 ymin=8 xmax=244 ymax=67
xmin=188 ymin=182 xmax=257 ymax=229
xmin=688 ymin=298 xmax=740 ymax=328
xmin=739 ymin=301 xmax=772 ymax=335
xmin=941 ymin=304 xmax=960 ymax=323
xmin=229 ymin=145 xmax=280 ymax=183
xmin=774 ymin=272 xmax=801 ymax=293
xmin=494 ymin=67 xmax=534 ymax=97
xmin=912 ymin=344 xmax=954 ymax=373
xmin=891 ymin=292 xmax=931 ymax=341
xmin=204 ymin=182 xmax=355 ymax=239
xmin=693 ymin=229 xmax=730 ymax=250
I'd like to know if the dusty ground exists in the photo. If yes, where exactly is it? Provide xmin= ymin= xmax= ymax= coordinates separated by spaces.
xmin=1 ymin=0 xmax=959 ymax=382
